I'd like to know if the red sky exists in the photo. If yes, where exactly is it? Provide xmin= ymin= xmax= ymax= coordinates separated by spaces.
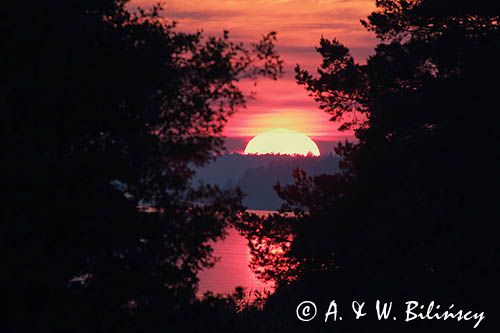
xmin=134 ymin=0 xmax=377 ymax=145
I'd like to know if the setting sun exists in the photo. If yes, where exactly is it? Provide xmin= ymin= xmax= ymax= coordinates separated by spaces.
xmin=244 ymin=128 xmax=320 ymax=156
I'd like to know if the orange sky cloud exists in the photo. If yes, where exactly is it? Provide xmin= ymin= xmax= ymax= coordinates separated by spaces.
xmin=133 ymin=0 xmax=377 ymax=142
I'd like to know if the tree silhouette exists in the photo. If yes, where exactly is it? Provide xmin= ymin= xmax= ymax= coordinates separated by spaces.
xmin=239 ymin=1 xmax=500 ymax=331
xmin=2 ymin=1 xmax=282 ymax=331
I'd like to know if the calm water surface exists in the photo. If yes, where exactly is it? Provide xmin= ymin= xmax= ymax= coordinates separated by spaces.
xmin=197 ymin=210 xmax=275 ymax=297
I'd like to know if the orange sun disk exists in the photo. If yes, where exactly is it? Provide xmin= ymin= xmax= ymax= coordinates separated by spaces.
xmin=244 ymin=128 xmax=320 ymax=156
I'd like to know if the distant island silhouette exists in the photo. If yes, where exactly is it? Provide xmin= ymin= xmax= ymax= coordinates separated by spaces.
xmin=195 ymin=153 xmax=340 ymax=210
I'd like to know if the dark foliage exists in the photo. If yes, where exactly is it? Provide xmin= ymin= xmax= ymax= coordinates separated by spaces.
xmin=2 ymin=1 xmax=282 ymax=332
xmin=238 ymin=1 xmax=500 ymax=331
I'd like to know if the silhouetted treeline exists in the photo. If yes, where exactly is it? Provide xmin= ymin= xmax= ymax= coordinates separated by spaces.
xmin=196 ymin=153 xmax=340 ymax=210
xmin=237 ymin=1 xmax=500 ymax=332
xmin=2 ymin=1 xmax=282 ymax=332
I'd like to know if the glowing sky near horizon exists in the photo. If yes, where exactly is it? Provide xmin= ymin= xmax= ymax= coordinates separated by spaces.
xmin=133 ymin=0 xmax=377 ymax=141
